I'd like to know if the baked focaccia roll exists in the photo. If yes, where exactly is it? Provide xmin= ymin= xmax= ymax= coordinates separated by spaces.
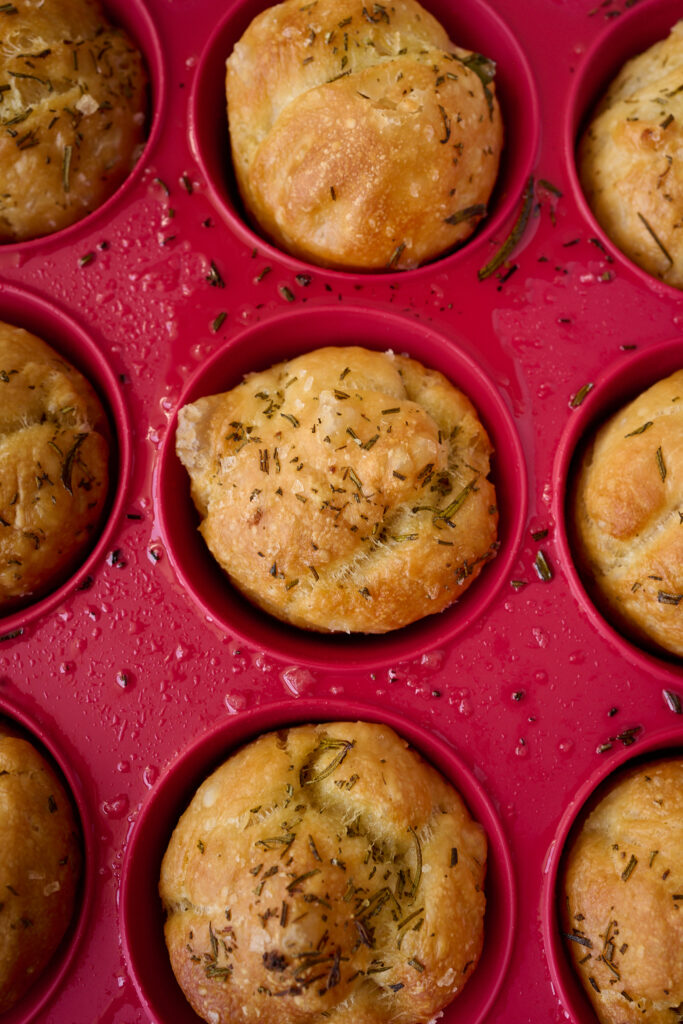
xmin=0 ymin=321 xmax=110 ymax=610
xmin=160 ymin=721 xmax=487 ymax=1024
xmin=561 ymin=759 xmax=683 ymax=1024
xmin=0 ymin=724 xmax=82 ymax=1014
xmin=226 ymin=0 xmax=503 ymax=271
xmin=0 ymin=0 xmax=147 ymax=242
xmin=176 ymin=346 xmax=499 ymax=633
xmin=578 ymin=21 xmax=683 ymax=288
xmin=571 ymin=369 xmax=683 ymax=658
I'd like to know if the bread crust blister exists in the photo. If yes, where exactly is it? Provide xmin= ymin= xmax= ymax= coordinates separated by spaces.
xmin=571 ymin=369 xmax=683 ymax=659
xmin=0 ymin=0 xmax=147 ymax=242
xmin=0 ymin=724 xmax=82 ymax=1014
xmin=561 ymin=759 xmax=683 ymax=1024
xmin=578 ymin=21 xmax=683 ymax=288
xmin=160 ymin=721 xmax=487 ymax=1024
xmin=0 ymin=321 xmax=110 ymax=610
xmin=176 ymin=346 xmax=498 ymax=634
xmin=226 ymin=0 xmax=503 ymax=271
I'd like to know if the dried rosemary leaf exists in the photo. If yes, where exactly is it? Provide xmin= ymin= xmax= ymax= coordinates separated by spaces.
xmin=478 ymin=175 xmax=534 ymax=280
xmin=663 ymin=690 xmax=682 ymax=714
xmin=637 ymin=212 xmax=673 ymax=267
xmin=444 ymin=203 xmax=487 ymax=226
xmin=655 ymin=446 xmax=666 ymax=482
xmin=570 ymin=382 xmax=594 ymax=408
xmin=624 ymin=421 xmax=653 ymax=437
xmin=533 ymin=550 xmax=553 ymax=582
xmin=299 ymin=737 xmax=354 ymax=786
xmin=621 ymin=854 xmax=637 ymax=881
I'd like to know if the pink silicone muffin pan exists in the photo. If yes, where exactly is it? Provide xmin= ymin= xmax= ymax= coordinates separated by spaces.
xmin=0 ymin=0 xmax=681 ymax=1021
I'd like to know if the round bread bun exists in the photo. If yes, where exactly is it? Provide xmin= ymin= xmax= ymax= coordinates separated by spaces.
xmin=570 ymin=369 xmax=683 ymax=659
xmin=226 ymin=0 xmax=503 ymax=271
xmin=578 ymin=20 xmax=683 ymax=289
xmin=0 ymin=722 xmax=82 ymax=1014
xmin=0 ymin=0 xmax=147 ymax=243
xmin=176 ymin=345 xmax=499 ymax=634
xmin=561 ymin=758 xmax=683 ymax=1024
xmin=159 ymin=721 xmax=487 ymax=1024
xmin=0 ymin=320 xmax=110 ymax=611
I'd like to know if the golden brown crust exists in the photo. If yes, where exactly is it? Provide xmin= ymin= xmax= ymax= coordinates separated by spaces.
xmin=159 ymin=721 xmax=487 ymax=1024
xmin=0 ymin=724 xmax=82 ymax=1014
xmin=578 ymin=21 xmax=683 ymax=288
xmin=570 ymin=370 xmax=683 ymax=658
xmin=176 ymin=346 xmax=498 ymax=634
xmin=0 ymin=0 xmax=147 ymax=243
xmin=226 ymin=0 xmax=503 ymax=271
xmin=0 ymin=320 xmax=110 ymax=610
xmin=561 ymin=759 xmax=683 ymax=1024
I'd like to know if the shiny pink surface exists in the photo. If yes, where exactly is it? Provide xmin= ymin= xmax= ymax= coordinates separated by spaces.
xmin=0 ymin=0 xmax=681 ymax=1022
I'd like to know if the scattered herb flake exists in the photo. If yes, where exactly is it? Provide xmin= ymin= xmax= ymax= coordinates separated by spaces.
xmin=656 ymin=446 xmax=666 ymax=482
xmin=663 ymin=690 xmax=682 ymax=714
xmin=533 ymin=550 xmax=553 ymax=582
xmin=206 ymin=261 xmax=225 ymax=288
xmin=444 ymin=203 xmax=486 ymax=226
xmin=637 ymin=212 xmax=673 ymax=267
xmin=621 ymin=855 xmax=637 ymax=881
xmin=0 ymin=628 xmax=23 ymax=642
xmin=624 ymin=421 xmax=653 ymax=437
xmin=570 ymin=382 xmax=594 ymax=408
xmin=62 ymin=144 xmax=72 ymax=193
xmin=564 ymin=933 xmax=593 ymax=948
xmin=478 ymin=175 xmax=534 ymax=280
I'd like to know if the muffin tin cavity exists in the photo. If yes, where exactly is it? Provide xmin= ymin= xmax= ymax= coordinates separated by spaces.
xmin=0 ymin=284 xmax=131 ymax=635
xmin=121 ymin=699 xmax=515 ymax=1024
xmin=189 ymin=0 xmax=539 ymax=276
xmin=0 ymin=697 xmax=92 ymax=1024
xmin=0 ymin=0 xmax=164 ymax=254
xmin=542 ymin=725 xmax=683 ymax=1024
xmin=156 ymin=304 xmax=526 ymax=669
xmin=565 ymin=0 xmax=683 ymax=295
xmin=553 ymin=337 xmax=683 ymax=675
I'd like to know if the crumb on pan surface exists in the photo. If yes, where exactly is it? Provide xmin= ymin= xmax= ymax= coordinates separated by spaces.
xmin=0 ymin=320 xmax=110 ymax=610
xmin=0 ymin=0 xmax=148 ymax=243
xmin=570 ymin=369 xmax=683 ymax=659
xmin=578 ymin=20 xmax=683 ymax=289
xmin=159 ymin=721 xmax=487 ymax=1024
xmin=561 ymin=758 xmax=683 ymax=1024
xmin=0 ymin=724 xmax=82 ymax=1014
xmin=225 ymin=0 xmax=503 ymax=271
xmin=176 ymin=345 xmax=499 ymax=634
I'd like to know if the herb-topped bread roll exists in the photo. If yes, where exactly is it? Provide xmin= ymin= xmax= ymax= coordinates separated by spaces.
xmin=0 ymin=0 xmax=147 ymax=243
xmin=0 ymin=321 xmax=110 ymax=610
xmin=159 ymin=721 xmax=487 ymax=1024
xmin=561 ymin=758 xmax=683 ymax=1024
xmin=0 ymin=722 xmax=82 ymax=1014
xmin=578 ymin=21 xmax=683 ymax=288
xmin=570 ymin=369 xmax=683 ymax=659
xmin=176 ymin=345 xmax=499 ymax=633
xmin=226 ymin=0 xmax=503 ymax=271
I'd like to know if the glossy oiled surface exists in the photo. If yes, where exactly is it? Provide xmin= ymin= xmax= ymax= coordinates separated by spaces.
xmin=0 ymin=0 xmax=681 ymax=1023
